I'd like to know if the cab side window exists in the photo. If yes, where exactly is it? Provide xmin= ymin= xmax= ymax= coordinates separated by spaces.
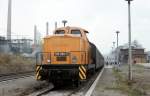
xmin=55 ymin=30 xmax=65 ymax=34
xmin=71 ymin=30 xmax=81 ymax=36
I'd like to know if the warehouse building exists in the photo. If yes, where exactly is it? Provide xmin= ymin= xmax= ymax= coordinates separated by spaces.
xmin=119 ymin=48 xmax=147 ymax=64
xmin=0 ymin=36 xmax=33 ymax=54
xmin=11 ymin=39 xmax=33 ymax=53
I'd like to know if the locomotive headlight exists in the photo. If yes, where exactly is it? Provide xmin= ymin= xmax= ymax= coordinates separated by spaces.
xmin=47 ymin=59 xmax=51 ymax=63
xmin=72 ymin=56 xmax=77 ymax=64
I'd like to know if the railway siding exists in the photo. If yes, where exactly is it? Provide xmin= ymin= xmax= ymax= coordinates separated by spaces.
xmin=0 ymin=76 xmax=49 ymax=96
xmin=0 ymin=71 xmax=34 ymax=82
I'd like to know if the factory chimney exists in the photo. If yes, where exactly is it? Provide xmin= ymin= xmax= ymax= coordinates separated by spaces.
xmin=7 ymin=0 xmax=12 ymax=41
xmin=34 ymin=25 xmax=37 ymax=45
xmin=46 ymin=22 xmax=49 ymax=35
xmin=55 ymin=22 xmax=57 ymax=29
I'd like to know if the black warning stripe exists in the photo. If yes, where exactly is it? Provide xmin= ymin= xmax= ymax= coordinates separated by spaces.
xmin=36 ymin=66 xmax=40 ymax=73
xmin=81 ymin=65 xmax=86 ymax=73
xmin=79 ymin=72 xmax=84 ymax=80
xmin=79 ymin=65 xmax=86 ymax=80
xmin=79 ymin=67 xmax=86 ymax=78
xmin=36 ymin=66 xmax=42 ymax=80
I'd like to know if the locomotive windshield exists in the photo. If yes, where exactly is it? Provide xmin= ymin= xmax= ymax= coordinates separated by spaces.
xmin=55 ymin=30 xmax=65 ymax=34
xmin=71 ymin=30 xmax=81 ymax=36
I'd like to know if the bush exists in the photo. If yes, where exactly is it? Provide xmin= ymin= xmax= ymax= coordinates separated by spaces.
xmin=0 ymin=54 xmax=35 ymax=74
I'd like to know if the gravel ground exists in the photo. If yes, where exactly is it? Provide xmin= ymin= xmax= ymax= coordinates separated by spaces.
xmin=92 ymin=64 xmax=150 ymax=96
xmin=0 ymin=76 xmax=49 ymax=96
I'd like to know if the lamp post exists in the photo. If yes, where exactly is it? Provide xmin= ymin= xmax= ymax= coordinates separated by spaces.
xmin=62 ymin=20 xmax=67 ymax=27
xmin=116 ymin=31 xmax=120 ymax=69
xmin=125 ymin=0 xmax=133 ymax=81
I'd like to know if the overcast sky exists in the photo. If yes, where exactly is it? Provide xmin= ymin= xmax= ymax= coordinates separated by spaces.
xmin=0 ymin=0 xmax=150 ymax=54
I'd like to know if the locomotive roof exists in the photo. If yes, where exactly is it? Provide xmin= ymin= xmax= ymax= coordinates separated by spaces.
xmin=44 ymin=26 xmax=89 ymax=38
xmin=55 ymin=26 xmax=89 ymax=33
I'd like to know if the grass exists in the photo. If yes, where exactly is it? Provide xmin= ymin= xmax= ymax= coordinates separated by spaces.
xmin=110 ymin=68 xmax=146 ymax=96
xmin=0 ymin=53 xmax=35 ymax=74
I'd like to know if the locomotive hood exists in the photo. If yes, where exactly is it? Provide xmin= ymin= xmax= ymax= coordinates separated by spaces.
xmin=43 ymin=35 xmax=85 ymax=52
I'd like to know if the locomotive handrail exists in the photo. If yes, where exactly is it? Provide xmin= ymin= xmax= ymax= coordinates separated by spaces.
xmin=36 ymin=52 xmax=51 ymax=65
xmin=36 ymin=51 xmax=87 ymax=65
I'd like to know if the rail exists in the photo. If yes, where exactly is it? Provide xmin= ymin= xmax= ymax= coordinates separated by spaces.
xmin=0 ymin=71 xmax=34 ymax=82
xmin=28 ymin=67 xmax=104 ymax=96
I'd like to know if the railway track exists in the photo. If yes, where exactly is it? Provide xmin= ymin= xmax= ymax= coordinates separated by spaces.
xmin=29 ymin=67 xmax=104 ymax=96
xmin=0 ymin=71 xmax=34 ymax=82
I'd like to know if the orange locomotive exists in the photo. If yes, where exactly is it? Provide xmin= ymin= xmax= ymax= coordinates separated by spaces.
xmin=36 ymin=26 xmax=104 ymax=86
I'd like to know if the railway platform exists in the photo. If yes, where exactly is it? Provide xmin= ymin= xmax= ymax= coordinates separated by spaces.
xmin=91 ymin=64 xmax=150 ymax=96
xmin=91 ymin=68 xmax=126 ymax=96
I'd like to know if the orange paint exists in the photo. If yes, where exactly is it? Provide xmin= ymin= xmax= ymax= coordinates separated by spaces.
xmin=42 ymin=26 xmax=92 ymax=64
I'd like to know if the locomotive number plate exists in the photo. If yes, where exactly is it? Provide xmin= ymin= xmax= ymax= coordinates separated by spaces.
xmin=54 ymin=52 xmax=69 ymax=56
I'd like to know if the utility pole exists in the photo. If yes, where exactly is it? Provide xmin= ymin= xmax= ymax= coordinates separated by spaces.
xmin=46 ymin=22 xmax=49 ymax=35
xmin=125 ymin=0 xmax=133 ymax=81
xmin=116 ymin=31 xmax=120 ymax=69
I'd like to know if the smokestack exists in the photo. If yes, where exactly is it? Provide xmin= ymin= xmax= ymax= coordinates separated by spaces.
xmin=55 ymin=22 xmax=57 ymax=29
xmin=7 ymin=0 xmax=12 ymax=41
xmin=46 ymin=22 xmax=49 ymax=35
xmin=34 ymin=25 xmax=37 ymax=45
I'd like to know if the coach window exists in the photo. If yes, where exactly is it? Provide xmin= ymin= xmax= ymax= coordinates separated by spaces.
xmin=71 ymin=30 xmax=82 ymax=36
xmin=55 ymin=30 xmax=65 ymax=34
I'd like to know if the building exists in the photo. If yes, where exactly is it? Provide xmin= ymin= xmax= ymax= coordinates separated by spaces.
xmin=119 ymin=48 xmax=147 ymax=64
xmin=11 ymin=39 xmax=33 ymax=53
xmin=0 ymin=36 xmax=10 ymax=53
xmin=146 ymin=51 xmax=150 ymax=63
xmin=0 ymin=36 xmax=33 ymax=54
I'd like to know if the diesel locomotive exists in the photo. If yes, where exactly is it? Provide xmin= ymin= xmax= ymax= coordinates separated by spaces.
xmin=35 ymin=26 xmax=104 ymax=86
